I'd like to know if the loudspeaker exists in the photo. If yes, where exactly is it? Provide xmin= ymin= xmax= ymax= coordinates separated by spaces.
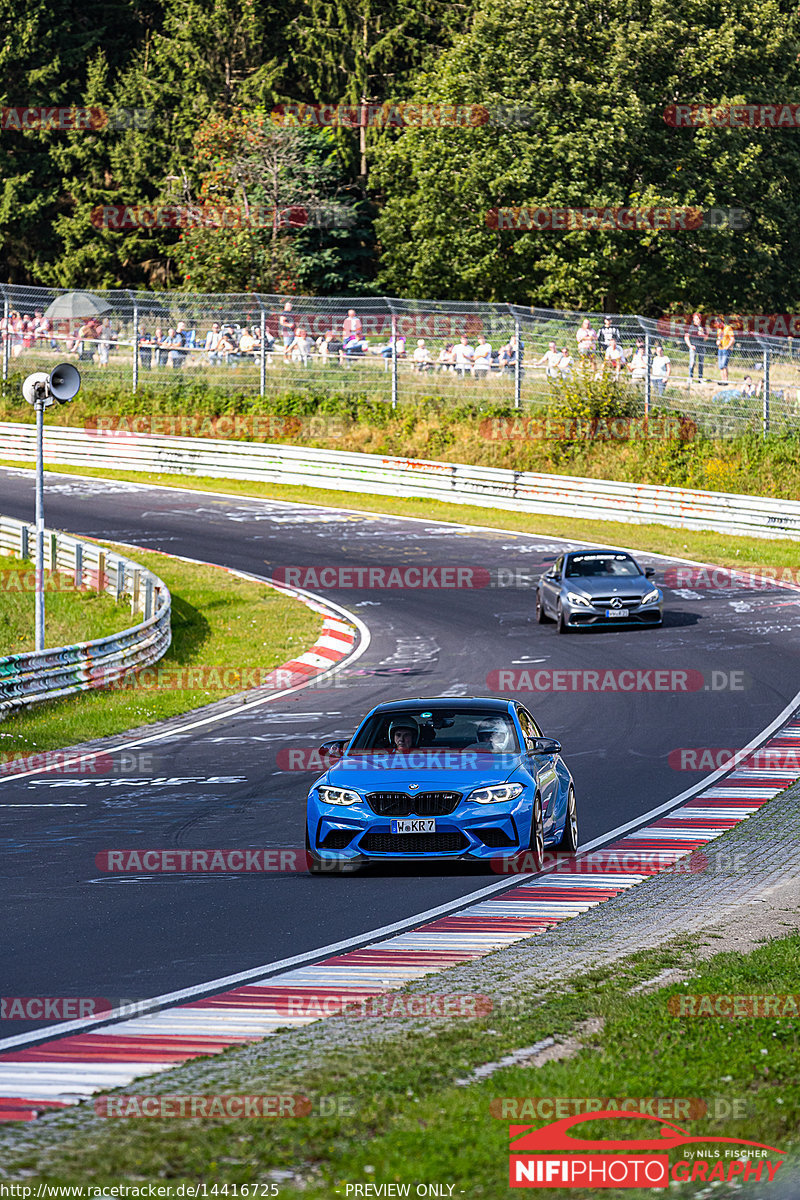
xmin=21 ymin=372 xmax=52 ymax=406
xmin=49 ymin=363 xmax=81 ymax=404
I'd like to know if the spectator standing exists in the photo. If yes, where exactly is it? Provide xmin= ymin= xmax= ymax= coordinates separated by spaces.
xmin=138 ymin=330 xmax=154 ymax=370
xmin=536 ymin=341 xmax=562 ymax=379
xmin=558 ymin=347 xmax=573 ymax=378
xmin=576 ymin=319 xmax=597 ymax=357
xmin=627 ymin=342 xmax=648 ymax=383
xmin=684 ymin=312 xmax=708 ymax=381
xmin=453 ymin=335 xmax=475 ymax=376
xmin=97 ymin=317 xmax=114 ymax=366
xmin=597 ymin=316 xmax=623 ymax=355
xmin=342 ymin=308 xmax=362 ymax=338
xmin=279 ymin=302 xmax=295 ymax=358
xmin=205 ymin=322 xmax=223 ymax=364
xmin=651 ymin=341 xmax=671 ymax=395
xmin=716 ymin=316 xmax=735 ymax=382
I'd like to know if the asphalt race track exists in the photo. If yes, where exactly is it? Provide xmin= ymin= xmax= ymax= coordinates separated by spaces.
xmin=1 ymin=467 xmax=798 ymax=1038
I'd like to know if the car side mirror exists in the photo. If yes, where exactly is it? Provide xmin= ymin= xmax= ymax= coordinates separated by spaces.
xmin=645 ymin=567 xmax=655 ymax=578
xmin=319 ymin=740 xmax=346 ymax=760
xmin=530 ymin=737 xmax=561 ymax=755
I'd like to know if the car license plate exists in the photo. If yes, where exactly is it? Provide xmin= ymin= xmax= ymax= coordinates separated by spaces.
xmin=605 ymin=608 xmax=629 ymax=618
xmin=391 ymin=818 xmax=436 ymax=834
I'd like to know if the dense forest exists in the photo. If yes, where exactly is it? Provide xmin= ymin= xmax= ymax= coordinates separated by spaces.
xmin=2 ymin=0 xmax=800 ymax=312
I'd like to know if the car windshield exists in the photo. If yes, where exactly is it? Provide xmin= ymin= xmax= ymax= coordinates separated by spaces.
xmin=565 ymin=553 xmax=641 ymax=579
xmin=348 ymin=708 xmax=520 ymax=754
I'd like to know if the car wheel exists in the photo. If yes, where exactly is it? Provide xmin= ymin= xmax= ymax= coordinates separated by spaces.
xmin=528 ymin=794 xmax=544 ymax=871
xmin=556 ymin=785 xmax=579 ymax=852
xmin=556 ymin=601 xmax=570 ymax=634
xmin=535 ymin=590 xmax=549 ymax=623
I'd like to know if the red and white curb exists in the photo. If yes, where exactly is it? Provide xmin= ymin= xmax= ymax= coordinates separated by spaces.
xmin=1 ymin=713 xmax=797 ymax=1121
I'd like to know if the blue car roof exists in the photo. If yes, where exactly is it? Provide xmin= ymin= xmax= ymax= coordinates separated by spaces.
xmin=366 ymin=697 xmax=514 ymax=714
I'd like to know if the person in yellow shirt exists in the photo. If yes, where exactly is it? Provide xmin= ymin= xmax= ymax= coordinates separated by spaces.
xmin=716 ymin=317 xmax=736 ymax=382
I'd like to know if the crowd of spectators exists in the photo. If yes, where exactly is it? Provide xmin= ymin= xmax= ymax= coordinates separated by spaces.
xmin=0 ymin=305 xmax=770 ymax=401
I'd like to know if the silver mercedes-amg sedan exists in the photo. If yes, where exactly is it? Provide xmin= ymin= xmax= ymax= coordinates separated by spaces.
xmin=535 ymin=548 xmax=663 ymax=633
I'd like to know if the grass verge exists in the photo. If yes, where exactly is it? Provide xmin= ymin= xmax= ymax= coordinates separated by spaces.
xmin=5 ymin=923 xmax=798 ymax=1197
xmin=0 ymin=543 xmax=322 ymax=761
xmin=0 ymin=557 xmax=125 ymax=655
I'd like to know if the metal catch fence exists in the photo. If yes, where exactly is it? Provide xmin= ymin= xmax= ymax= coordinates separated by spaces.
xmin=2 ymin=284 xmax=798 ymax=436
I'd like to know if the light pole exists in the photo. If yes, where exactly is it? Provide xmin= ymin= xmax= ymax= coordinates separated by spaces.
xmin=21 ymin=364 xmax=81 ymax=651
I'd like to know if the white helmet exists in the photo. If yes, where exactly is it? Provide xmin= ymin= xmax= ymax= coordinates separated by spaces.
xmin=477 ymin=718 xmax=512 ymax=751
xmin=388 ymin=717 xmax=419 ymax=746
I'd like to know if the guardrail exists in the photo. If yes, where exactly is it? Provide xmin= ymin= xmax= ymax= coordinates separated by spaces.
xmin=0 ymin=421 xmax=798 ymax=540
xmin=0 ymin=511 xmax=171 ymax=716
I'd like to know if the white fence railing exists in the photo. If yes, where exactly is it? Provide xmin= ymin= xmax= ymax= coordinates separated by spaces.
xmin=0 ymin=421 xmax=798 ymax=540
xmin=0 ymin=511 xmax=171 ymax=715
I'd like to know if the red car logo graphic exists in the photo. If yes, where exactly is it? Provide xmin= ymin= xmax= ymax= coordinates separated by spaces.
xmin=510 ymin=1111 xmax=784 ymax=1155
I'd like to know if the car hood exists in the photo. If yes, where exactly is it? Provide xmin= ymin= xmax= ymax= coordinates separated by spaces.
xmin=318 ymin=751 xmax=524 ymax=791
xmin=563 ymin=575 xmax=651 ymax=597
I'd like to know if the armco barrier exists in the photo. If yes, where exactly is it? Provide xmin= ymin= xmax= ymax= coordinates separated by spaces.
xmin=0 ymin=422 xmax=798 ymax=540
xmin=0 ymin=513 xmax=170 ymax=715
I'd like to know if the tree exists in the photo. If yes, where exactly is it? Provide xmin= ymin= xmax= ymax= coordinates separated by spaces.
xmin=370 ymin=0 xmax=800 ymax=313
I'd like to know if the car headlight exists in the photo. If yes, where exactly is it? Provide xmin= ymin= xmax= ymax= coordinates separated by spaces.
xmin=641 ymin=587 xmax=660 ymax=605
xmin=566 ymin=591 xmax=593 ymax=607
xmin=317 ymin=786 xmax=361 ymax=806
xmin=467 ymin=782 xmax=525 ymax=804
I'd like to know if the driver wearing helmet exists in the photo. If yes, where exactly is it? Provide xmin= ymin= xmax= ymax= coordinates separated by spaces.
xmin=388 ymin=717 xmax=419 ymax=752
xmin=469 ymin=718 xmax=514 ymax=754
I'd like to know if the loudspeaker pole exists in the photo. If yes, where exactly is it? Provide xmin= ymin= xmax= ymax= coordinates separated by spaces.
xmin=22 ymin=363 xmax=81 ymax=652
xmin=34 ymin=393 xmax=45 ymax=651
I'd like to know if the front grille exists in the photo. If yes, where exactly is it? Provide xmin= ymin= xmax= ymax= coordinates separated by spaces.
xmin=320 ymin=830 xmax=356 ymax=849
xmin=360 ymin=830 xmax=469 ymax=854
xmin=476 ymin=827 xmax=516 ymax=848
xmin=591 ymin=595 xmax=642 ymax=608
xmin=366 ymin=791 xmax=461 ymax=817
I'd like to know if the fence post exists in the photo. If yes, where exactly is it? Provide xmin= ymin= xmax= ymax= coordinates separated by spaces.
xmin=644 ymin=332 xmax=652 ymax=417
xmin=762 ymin=347 xmax=770 ymax=437
xmin=20 ymin=524 xmax=29 ymax=560
xmin=116 ymin=561 xmax=124 ymax=602
xmin=391 ymin=313 xmax=398 ymax=409
xmin=260 ymin=303 xmax=266 ymax=397
xmin=130 ymin=291 xmax=139 ymax=394
xmin=1 ymin=291 xmax=9 ymax=384
xmin=97 ymin=551 xmax=106 ymax=594
xmin=145 ymin=578 xmax=154 ymax=620
xmin=49 ymin=532 xmax=58 ymax=571
xmin=514 ymin=317 xmax=521 ymax=409
xmin=75 ymin=542 xmax=83 ymax=589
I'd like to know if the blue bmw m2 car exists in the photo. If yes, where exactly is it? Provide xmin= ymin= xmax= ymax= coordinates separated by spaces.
xmin=305 ymin=697 xmax=577 ymax=873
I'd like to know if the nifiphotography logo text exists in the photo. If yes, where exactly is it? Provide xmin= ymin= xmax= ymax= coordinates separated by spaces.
xmin=508 ymin=1111 xmax=784 ymax=1188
